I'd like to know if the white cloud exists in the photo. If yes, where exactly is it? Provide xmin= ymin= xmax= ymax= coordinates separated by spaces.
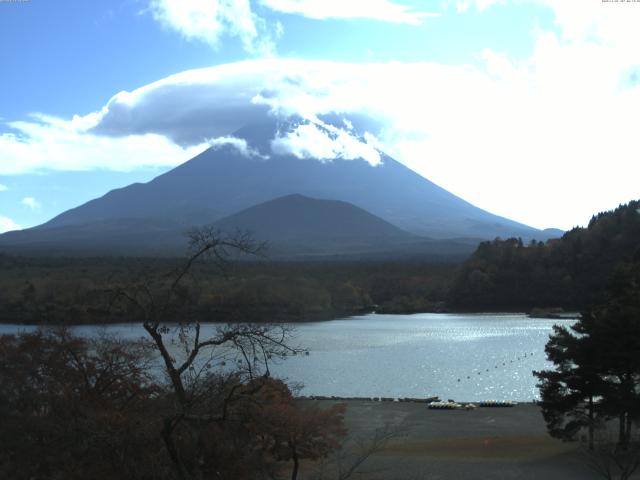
xmin=21 ymin=197 xmax=41 ymax=210
xmin=455 ymin=0 xmax=640 ymax=50
xmin=260 ymin=0 xmax=438 ymax=24
xmin=0 ymin=115 xmax=207 ymax=175
xmin=207 ymin=135 xmax=268 ymax=158
xmin=271 ymin=121 xmax=381 ymax=165
xmin=0 ymin=184 xmax=7 ymax=192
xmin=539 ymin=0 xmax=640 ymax=53
xmin=149 ymin=0 xmax=276 ymax=55
xmin=89 ymin=63 xmax=276 ymax=145
xmin=147 ymin=0 xmax=435 ymax=56
xmin=0 ymin=215 xmax=21 ymax=233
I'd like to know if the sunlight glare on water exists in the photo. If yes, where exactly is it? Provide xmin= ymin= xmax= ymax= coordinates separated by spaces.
xmin=0 ymin=313 xmax=575 ymax=401
xmin=268 ymin=313 xmax=575 ymax=401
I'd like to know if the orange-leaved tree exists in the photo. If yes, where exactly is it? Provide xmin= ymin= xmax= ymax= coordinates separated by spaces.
xmin=245 ymin=378 xmax=347 ymax=480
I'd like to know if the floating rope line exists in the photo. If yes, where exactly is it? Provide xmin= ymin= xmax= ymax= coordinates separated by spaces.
xmin=455 ymin=351 xmax=538 ymax=383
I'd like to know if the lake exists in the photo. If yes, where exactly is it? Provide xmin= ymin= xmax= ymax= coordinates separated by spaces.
xmin=0 ymin=313 xmax=574 ymax=401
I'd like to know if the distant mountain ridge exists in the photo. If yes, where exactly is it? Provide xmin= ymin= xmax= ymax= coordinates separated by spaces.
xmin=0 ymin=118 xmax=561 ymax=257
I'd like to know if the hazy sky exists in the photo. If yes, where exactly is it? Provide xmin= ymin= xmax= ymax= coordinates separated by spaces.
xmin=0 ymin=0 xmax=639 ymax=233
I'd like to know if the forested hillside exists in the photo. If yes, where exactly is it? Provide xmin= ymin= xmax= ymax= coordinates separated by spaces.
xmin=450 ymin=200 xmax=640 ymax=310
xmin=0 ymin=256 xmax=454 ymax=324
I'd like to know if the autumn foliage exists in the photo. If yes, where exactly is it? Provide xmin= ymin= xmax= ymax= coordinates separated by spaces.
xmin=247 ymin=378 xmax=347 ymax=479
xmin=0 ymin=330 xmax=347 ymax=480
xmin=0 ymin=329 xmax=162 ymax=479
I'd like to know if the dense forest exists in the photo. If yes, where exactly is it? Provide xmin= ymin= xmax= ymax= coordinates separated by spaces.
xmin=0 ymin=255 xmax=454 ymax=324
xmin=449 ymin=200 xmax=640 ymax=311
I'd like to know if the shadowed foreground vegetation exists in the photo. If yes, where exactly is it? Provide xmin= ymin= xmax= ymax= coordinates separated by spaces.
xmin=0 ymin=329 xmax=351 ymax=480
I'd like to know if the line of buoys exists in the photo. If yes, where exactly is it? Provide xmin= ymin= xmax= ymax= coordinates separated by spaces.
xmin=456 ymin=351 xmax=538 ymax=383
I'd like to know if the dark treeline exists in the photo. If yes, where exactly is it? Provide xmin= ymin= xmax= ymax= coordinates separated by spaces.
xmin=0 ymin=255 xmax=456 ymax=324
xmin=450 ymin=200 xmax=640 ymax=311
xmin=2 ymin=200 xmax=638 ymax=324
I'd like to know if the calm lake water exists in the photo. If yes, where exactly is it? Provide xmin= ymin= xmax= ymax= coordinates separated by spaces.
xmin=0 ymin=313 xmax=575 ymax=401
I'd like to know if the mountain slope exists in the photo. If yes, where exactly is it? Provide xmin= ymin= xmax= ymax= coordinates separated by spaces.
xmin=36 ymin=120 xmax=553 ymax=241
xmin=0 ymin=218 xmax=187 ymax=256
xmin=0 ymin=118 xmax=562 ymax=257
xmin=0 ymin=194 xmax=478 ymax=258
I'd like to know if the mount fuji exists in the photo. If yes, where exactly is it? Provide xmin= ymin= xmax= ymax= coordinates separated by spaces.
xmin=0 ymin=118 xmax=561 ymax=257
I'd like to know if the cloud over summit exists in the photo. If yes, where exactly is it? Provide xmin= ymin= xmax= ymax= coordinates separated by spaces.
xmin=271 ymin=121 xmax=381 ymax=166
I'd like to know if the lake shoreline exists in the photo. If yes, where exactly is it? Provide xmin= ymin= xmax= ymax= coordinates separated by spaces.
xmin=0 ymin=308 xmax=577 ymax=326
xmin=297 ymin=395 xmax=531 ymax=406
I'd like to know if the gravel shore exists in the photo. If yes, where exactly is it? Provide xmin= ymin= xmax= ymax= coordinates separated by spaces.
xmin=299 ymin=399 xmax=613 ymax=480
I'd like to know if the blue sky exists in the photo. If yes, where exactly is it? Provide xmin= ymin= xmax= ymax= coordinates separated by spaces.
xmin=1 ymin=0 xmax=639 ymax=232
xmin=0 ymin=0 xmax=547 ymax=122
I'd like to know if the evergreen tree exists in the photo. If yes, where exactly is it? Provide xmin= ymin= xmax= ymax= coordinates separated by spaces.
xmin=535 ymin=258 xmax=640 ymax=449
xmin=534 ymin=322 xmax=605 ymax=449
xmin=451 ymin=200 xmax=640 ymax=310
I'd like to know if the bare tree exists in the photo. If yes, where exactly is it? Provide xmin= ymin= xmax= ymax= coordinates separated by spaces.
xmin=109 ymin=228 xmax=304 ymax=480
